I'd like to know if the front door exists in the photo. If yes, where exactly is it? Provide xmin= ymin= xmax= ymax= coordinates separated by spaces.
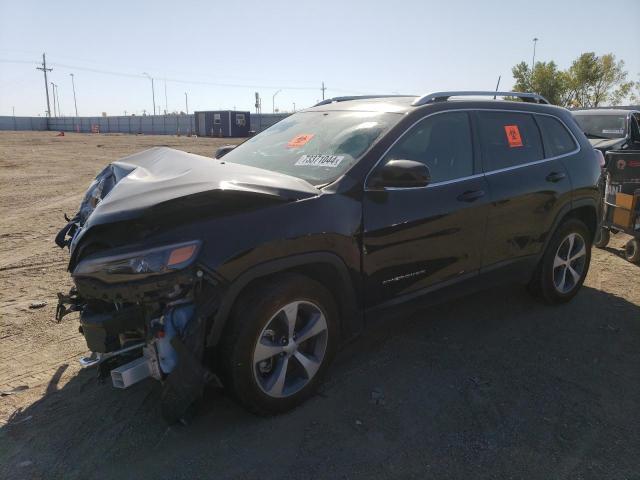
xmin=362 ymin=111 xmax=490 ymax=308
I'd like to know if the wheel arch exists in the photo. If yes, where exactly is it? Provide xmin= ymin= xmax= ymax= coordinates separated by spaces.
xmin=206 ymin=252 xmax=362 ymax=348
xmin=565 ymin=200 xmax=599 ymax=241
xmin=541 ymin=198 xmax=599 ymax=256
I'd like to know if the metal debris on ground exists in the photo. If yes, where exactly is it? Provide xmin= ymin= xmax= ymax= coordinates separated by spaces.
xmin=0 ymin=385 xmax=28 ymax=396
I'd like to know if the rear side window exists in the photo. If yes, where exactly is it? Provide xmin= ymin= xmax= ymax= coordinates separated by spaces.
xmin=477 ymin=111 xmax=544 ymax=171
xmin=382 ymin=111 xmax=473 ymax=183
xmin=536 ymin=115 xmax=577 ymax=157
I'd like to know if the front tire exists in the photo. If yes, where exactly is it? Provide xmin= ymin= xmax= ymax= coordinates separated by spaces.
xmin=530 ymin=219 xmax=592 ymax=304
xmin=219 ymin=274 xmax=338 ymax=415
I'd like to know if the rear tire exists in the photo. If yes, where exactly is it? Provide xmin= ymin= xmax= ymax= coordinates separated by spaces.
xmin=593 ymin=227 xmax=610 ymax=249
xmin=530 ymin=219 xmax=592 ymax=304
xmin=624 ymin=239 xmax=640 ymax=264
xmin=219 ymin=274 xmax=338 ymax=416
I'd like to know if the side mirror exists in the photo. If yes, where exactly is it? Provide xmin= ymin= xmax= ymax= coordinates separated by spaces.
xmin=368 ymin=159 xmax=431 ymax=190
xmin=214 ymin=145 xmax=237 ymax=159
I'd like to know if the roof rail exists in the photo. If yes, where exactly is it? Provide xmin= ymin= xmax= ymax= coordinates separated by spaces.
xmin=314 ymin=95 xmax=414 ymax=107
xmin=412 ymin=91 xmax=550 ymax=106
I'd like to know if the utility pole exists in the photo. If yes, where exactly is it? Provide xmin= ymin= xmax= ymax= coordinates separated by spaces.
xmin=321 ymin=81 xmax=326 ymax=100
xmin=142 ymin=72 xmax=156 ymax=115
xmin=50 ymin=82 xmax=57 ymax=117
xmin=531 ymin=38 xmax=539 ymax=72
xmin=164 ymin=79 xmax=168 ymax=114
xmin=36 ymin=53 xmax=52 ymax=117
xmin=70 ymin=73 xmax=78 ymax=117
xmin=184 ymin=92 xmax=189 ymax=114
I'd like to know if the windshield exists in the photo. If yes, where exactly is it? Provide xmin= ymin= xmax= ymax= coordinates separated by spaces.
xmin=222 ymin=110 xmax=402 ymax=185
xmin=573 ymin=113 xmax=627 ymax=139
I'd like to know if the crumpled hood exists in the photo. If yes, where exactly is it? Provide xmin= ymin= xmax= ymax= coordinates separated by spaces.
xmin=55 ymin=146 xmax=321 ymax=252
xmin=588 ymin=137 xmax=624 ymax=152
xmin=84 ymin=147 xmax=319 ymax=226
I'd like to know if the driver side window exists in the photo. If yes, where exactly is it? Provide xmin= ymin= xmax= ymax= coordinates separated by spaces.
xmin=383 ymin=112 xmax=473 ymax=183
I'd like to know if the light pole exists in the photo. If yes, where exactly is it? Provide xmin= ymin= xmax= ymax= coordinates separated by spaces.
xmin=531 ymin=38 xmax=539 ymax=72
xmin=56 ymin=83 xmax=62 ymax=116
xmin=184 ymin=92 xmax=189 ymax=114
xmin=50 ymin=82 xmax=57 ymax=117
xmin=70 ymin=73 xmax=78 ymax=117
xmin=164 ymin=79 xmax=168 ymax=115
xmin=272 ymin=89 xmax=281 ymax=113
xmin=142 ymin=72 xmax=156 ymax=115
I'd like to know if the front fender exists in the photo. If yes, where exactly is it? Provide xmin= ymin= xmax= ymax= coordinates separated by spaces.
xmin=206 ymin=252 xmax=362 ymax=347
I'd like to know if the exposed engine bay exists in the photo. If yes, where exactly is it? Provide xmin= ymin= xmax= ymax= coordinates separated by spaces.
xmin=54 ymin=147 xmax=318 ymax=422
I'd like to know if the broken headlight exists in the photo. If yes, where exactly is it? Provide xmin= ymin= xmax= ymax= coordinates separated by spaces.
xmin=73 ymin=241 xmax=201 ymax=283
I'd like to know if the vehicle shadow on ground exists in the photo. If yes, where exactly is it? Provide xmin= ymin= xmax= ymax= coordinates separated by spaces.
xmin=603 ymin=245 xmax=640 ymax=267
xmin=2 ymin=285 xmax=640 ymax=480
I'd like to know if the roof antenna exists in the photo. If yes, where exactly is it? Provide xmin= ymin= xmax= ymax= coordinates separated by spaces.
xmin=493 ymin=75 xmax=501 ymax=99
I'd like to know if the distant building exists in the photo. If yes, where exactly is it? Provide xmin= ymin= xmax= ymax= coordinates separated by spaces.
xmin=194 ymin=110 xmax=251 ymax=137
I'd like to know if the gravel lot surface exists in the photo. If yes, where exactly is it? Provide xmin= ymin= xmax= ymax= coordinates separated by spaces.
xmin=0 ymin=132 xmax=639 ymax=480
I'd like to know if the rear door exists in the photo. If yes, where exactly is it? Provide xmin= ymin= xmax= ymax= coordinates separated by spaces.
xmin=362 ymin=111 xmax=490 ymax=307
xmin=476 ymin=110 xmax=575 ymax=268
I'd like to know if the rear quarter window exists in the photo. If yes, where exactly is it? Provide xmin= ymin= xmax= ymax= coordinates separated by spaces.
xmin=477 ymin=111 xmax=544 ymax=171
xmin=536 ymin=115 xmax=577 ymax=158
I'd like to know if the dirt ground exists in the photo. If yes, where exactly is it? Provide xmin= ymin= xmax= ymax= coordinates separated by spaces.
xmin=0 ymin=131 xmax=639 ymax=480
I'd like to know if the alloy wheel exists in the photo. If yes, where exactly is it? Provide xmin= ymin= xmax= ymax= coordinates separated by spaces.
xmin=252 ymin=301 xmax=328 ymax=398
xmin=552 ymin=232 xmax=587 ymax=294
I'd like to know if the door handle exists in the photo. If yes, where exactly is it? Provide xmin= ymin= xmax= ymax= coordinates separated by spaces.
xmin=546 ymin=171 xmax=566 ymax=183
xmin=457 ymin=190 xmax=485 ymax=202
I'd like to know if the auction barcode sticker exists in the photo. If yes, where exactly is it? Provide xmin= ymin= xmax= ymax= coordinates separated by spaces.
xmin=295 ymin=154 xmax=345 ymax=168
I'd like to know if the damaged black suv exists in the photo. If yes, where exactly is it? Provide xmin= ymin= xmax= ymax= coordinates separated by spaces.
xmin=56 ymin=91 xmax=601 ymax=420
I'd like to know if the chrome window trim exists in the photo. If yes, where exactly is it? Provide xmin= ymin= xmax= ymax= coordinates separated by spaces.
xmin=364 ymin=108 xmax=581 ymax=192
xmin=381 ymin=173 xmax=485 ymax=191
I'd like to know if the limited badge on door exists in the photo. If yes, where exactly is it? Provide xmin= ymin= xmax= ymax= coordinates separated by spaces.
xmin=504 ymin=125 xmax=523 ymax=148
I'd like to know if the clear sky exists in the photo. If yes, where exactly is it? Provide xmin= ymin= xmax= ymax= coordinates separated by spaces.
xmin=1 ymin=0 xmax=639 ymax=117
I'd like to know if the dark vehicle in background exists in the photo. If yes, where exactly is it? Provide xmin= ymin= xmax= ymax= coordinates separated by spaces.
xmin=55 ymin=91 xmax=602 ymax=421
xmin=572 ymin=108 xmax=640 ymax=159
xmin=572 ymin=108 xmax=640 ymax=262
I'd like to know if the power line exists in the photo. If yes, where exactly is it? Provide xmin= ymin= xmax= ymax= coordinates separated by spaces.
xmin=7 ymin=57 xmax=375 ymax=99
xmin=4 ymin=57 xmax=368 ymax=94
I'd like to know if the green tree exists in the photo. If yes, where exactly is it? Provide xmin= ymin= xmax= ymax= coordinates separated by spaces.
xmin=565 ymin=52 xmax=633 ymax=107
xmin=511 ymin=52 xmax=633 ymax=107
xmin=628 ymin=75 xmax=640 ymax=105
xmin=512 ymin=61 xmax=569 ymax=106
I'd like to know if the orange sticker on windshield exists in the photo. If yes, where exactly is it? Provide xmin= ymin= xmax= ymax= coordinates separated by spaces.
xmin=504 ymin=125 xmax=523 ymax=147
xmin=287 ymin=134 xmax=314 ymax=148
